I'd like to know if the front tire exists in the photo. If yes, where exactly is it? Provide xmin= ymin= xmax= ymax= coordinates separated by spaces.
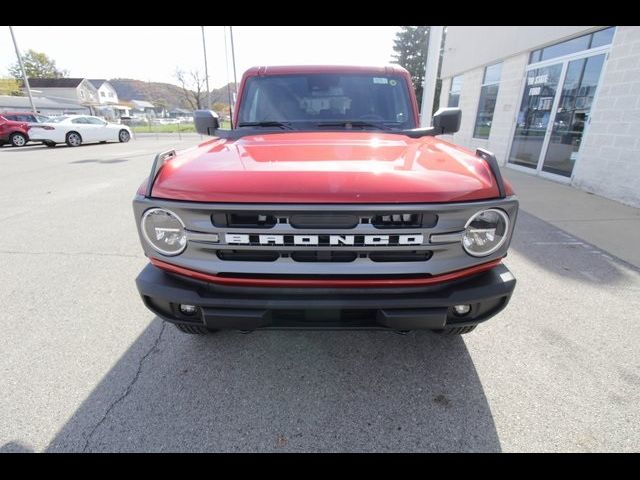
xmin=434 ymin=325 xmax=477 ymax=335
xmin=118 ymin=129 xmax=131 ymax=143
xmin=174 ymin=323 xmax=215 ymax=335
xmin=66 ymin=132 xmax=82 ymax=147
xmin=10 ymin=132 xmax=27 ymax=147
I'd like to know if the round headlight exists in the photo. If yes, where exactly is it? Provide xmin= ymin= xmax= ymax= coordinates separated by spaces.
xmin=462 ymin=209 xmax=509 ymax=257
xmin=141 ymin=208 xmax=187 ymax=256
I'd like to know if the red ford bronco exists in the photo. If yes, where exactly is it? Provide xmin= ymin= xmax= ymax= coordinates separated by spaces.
xmin=133 ymin=65 xmax=517 ymax=335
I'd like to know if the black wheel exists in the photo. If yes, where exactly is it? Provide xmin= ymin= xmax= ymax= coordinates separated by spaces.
xmin=9 ymin=132 xmax=27 ymax=147
xmin=44 ymin=141 xmax=56 ymax=148
xmin=174 ymin=323 xmax=215 ymax=335
xmin=118 ymin=129 xmax=131 ymax=143
xmin=434 ymin=325 xmax=477 ymax=335
xmin=66 ymin=131 xmax=82 ymax=147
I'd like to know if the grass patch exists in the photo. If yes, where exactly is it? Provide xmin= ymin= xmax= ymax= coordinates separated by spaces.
xmin=130 ymin=120 xmax=231 ymax=133
xmin=131 ymin=124 xmax=196 ymax=133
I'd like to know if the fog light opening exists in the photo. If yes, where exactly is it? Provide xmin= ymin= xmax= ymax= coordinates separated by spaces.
xmin=179 ymin=304 xmax=199 ymax=316
xmin=453 ymin=304 xmax=471 ymax=316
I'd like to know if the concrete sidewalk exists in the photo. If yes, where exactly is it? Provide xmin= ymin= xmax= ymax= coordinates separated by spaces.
xmin=503 ymin=168 xmax=640 ymax=268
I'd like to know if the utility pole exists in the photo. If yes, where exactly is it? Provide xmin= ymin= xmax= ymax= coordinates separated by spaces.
xmin=420 ymin=26 xmax=444 ymax=127
xmin=9 ymin=26 xmax=37 ymax=115
xmin=224 ymin=26 xmax=234 ymax=128
xmin=229 ymin=26 xmax=238 ymax=104
xmin=201 ymin=26 xmax=212 ymax=110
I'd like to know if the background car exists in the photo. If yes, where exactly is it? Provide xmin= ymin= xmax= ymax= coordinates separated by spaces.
xmin=1 ymin=111 xmax=51 ymax=124
xmin=29 ymin=115 xmax=132 ymax=147
xmin=0 ymin=115 xmax=31 ymax=147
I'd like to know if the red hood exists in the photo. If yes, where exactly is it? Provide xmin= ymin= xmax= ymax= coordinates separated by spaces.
xmin=150 ymin=132 xmax=510 ymax=203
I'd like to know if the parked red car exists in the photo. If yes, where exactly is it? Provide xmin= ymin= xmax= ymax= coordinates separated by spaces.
xmin=0 ymin=115 xmax=30 ymax=147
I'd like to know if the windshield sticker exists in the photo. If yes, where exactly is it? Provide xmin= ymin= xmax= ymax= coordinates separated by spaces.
xmin=373 ymin=77 xmax=389 ymax=84
xmin=389 ymin=79 xmax=397 ymax=86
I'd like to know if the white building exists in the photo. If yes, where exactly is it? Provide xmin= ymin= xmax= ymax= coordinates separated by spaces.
xmin=130 ymin=99 xmax=156 ymax=120
xmin=0 ymin=95 xmax=89 ymax=116
xmin=25 ymin=78 xmax=99 ymax=110
xmin=89 ymin=79 xmax=131 ymax=121
xmin=89 ymin=79 xmax=119 ymax=104
xmin=437 ymin=26 xmax=640 ymax=208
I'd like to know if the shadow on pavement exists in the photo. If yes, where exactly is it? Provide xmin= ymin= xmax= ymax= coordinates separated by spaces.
xmin=46 ymin=319 xmax=500 ymax=452
xmin=0 ymin=441 xmax=34 ymax=452
xmin=510 ymin=210 xmax=636 ymax=285
xmin=0 ymin=145 xmax=49 ymax=152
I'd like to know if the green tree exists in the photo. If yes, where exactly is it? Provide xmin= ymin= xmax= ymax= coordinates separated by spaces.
xmin=391 ymin=26 xmax=446 ymax=113
xmin=392 ymin=26 xmax=430 ymax=106
xmin=8 ymin=49 xmax=69 ymax=80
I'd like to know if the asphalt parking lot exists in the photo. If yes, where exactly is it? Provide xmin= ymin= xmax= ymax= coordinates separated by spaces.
xmin=0 ymin=136 xmax=638 ymax=452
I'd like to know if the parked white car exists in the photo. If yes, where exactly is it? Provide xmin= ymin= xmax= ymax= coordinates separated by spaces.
xmin=29 ymin=115 xmax=132 ymax=147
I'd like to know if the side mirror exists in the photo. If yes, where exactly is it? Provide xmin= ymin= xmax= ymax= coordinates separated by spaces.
xmin=194 ymin=110 xmax=220 ymax=136
xmin=432 ymin=107 xmax=461 ymax=134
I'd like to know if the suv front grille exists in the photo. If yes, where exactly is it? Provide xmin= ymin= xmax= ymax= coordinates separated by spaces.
xmin=212 ymin=212 xmax=277 ymax=228
xmin=216 ymin=250 xmax=280 ymax=262
xmin=135 ymin=198 xmax=519 ymax=279
xmin=200 ymin=209 xmax=438 ymax=265
xmin=369 ymin=251 xmax=432 ymax=262
xmin=291 ymin=251 xmax=358 ymax=262
xmin=215 ymin=251 xmax=432 ymax=263
xmin=372 ymin=213 xmax=437 ymax=228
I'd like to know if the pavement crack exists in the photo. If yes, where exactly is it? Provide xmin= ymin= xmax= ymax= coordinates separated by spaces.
xmin=81 ymin=322 xmax=166 ymax=452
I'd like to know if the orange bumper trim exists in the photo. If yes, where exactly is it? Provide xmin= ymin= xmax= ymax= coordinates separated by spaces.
xmin=149 ymin=257 xmax=503 ymax=288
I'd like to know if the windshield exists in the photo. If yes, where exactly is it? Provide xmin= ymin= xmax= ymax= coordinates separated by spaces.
xmin=48 ymin=116 xmax=68 ymax=123
xmin=237 ymin=73 xmax=415 ymax=130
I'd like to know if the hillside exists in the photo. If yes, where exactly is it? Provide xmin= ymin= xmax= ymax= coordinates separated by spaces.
xmin=109 ymin=78 xmax=237 ymax=110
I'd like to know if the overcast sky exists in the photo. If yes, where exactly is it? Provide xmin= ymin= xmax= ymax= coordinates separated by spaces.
xmin=1 ymin=26 xmax=400 ymax=88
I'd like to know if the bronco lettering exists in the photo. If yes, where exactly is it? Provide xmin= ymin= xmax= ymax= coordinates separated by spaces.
xmin=225 ymin=233 xmax=424 ymax=246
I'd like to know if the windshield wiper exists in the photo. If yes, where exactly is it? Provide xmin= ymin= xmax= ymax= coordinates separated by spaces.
xmin=315 ymin=121 xmax=393 ymax=131
xmin=237 ymin=121 xmax=295 ymax=130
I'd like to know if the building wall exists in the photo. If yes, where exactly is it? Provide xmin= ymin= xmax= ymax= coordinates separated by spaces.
xmin=439 ymin=25 xmax=640 ymax=208
xmin=438 ymin=53 xmax=528 ymax=165
xmin=442 ymin=26 xmax=599 ymax=78
xmin=78 ymin=82 xmax=99 ymax=104
xmin=97 ymin=83 xmax=119 ymax=105
xmin=571 ymin=26 xmax=640 ymax=207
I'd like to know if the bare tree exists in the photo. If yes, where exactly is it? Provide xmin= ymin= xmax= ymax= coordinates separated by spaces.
xmin=175 ymin=68 xmax=207 ymax=110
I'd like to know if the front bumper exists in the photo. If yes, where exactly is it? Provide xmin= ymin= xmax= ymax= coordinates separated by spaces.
xmin=135 ymin=262 xmax=516 ymax=331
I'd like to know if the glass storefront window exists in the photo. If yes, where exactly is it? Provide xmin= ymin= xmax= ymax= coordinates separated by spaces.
xmin=529 ymin=27 xmax=615 ymax=65
xmin=591 ymin=27 xmax=616 ymax=48
xmin=447 ymin=75 xmax=463 ymax=108
xmin=473 ymin=63 xmax=502 ymax=139
xmin=508 ymin=64 xmax=563 ymax=169
xmin=541 ymin=54 xmax=606 ymax=177
xmin=540 ymin=35 xmax=591 ymax=62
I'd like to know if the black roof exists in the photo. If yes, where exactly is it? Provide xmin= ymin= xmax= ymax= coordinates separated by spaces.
xmin=27 ymin=78 xmax=85 ymax=88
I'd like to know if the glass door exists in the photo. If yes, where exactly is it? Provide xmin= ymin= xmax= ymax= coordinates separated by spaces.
xmin=540 ymin=54 xmax=606 ymax=177
xmin=508 ymin=49 xmax=609 ymax=180
xmin=508 ymin=63 xmax=563 ymax=170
